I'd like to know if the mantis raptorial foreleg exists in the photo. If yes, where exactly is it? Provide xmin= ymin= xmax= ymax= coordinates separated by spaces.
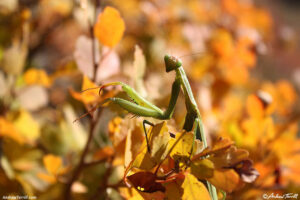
xmin=100 ymin=82 xmax=163 ymax=112
xmin=101 ymin=78 xmax=181 ymax=120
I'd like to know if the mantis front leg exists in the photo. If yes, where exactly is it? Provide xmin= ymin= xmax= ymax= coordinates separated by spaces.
xmin=101 ymin=78 xmax=181 ymax=120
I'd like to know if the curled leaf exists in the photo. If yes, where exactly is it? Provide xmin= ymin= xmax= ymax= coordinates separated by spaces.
xmin=208 ymin=146 xmax=249 ymax=169
xmin=230 ymin=159 xmax=260 ymax=183
xmin=192 ymin=137 xmax=234 ymax=161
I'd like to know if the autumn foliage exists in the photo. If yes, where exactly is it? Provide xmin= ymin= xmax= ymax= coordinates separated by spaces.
xmin=0 ymin=0 xmax=299 ymax=200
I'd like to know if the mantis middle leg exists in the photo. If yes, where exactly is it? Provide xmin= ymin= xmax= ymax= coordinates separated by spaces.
xmin=142 ymin=120 xmax=154 ymax=153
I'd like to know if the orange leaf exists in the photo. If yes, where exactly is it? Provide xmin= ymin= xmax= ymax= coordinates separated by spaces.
xmin=208 ymin=169 xmax=240 ymax=193
xmin=246 ymin=94 xmax=264 ymax=119
xmin=70 ymin=76 xmax=99 ymax=104
xmin=0 ymin=117 xmax=25 ymax=144
xmin=43 ymin=154 xmax=62 ymax=175
xmin=93 ymin=146 xmax=114 ymax=161
xmin=210 ymin=29 xmax=234 ymax=58
xmin=94 ymin=6 xmax=125 ymax=47
xmin=37 ymin=173 xmax=57 ymax=184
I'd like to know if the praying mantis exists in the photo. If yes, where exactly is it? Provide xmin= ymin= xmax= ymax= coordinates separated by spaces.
xmin=97 ymin=54 xmax=218 ymax=199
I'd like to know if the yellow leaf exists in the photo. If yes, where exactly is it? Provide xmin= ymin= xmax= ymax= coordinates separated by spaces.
xmin=23 ymin=68 xmax=50 ymax=87
xmin=0 ymin=117 xmax=25 ymax=144
xmin=94 ymin=6 xmax=125 ymax=47
xmin=43 ymin=154 xmax=62 ymax=175
xmin=170 ymin=131 xmax=200 ymax=163
xmin=130 ymin=122 xmax=169 ymax=170
xmin=131 ymin=146 xmax=156 ymax=171
xmin=13 ymin=110 xmax=40 ymax=143
xmin=149 ymin=122 xmax=170 ymax=163
xmin=119 ymin=188 xmax=144 ymax=200
xmin=124 ymin=124 xmax=144 ymax=167
xmin=182 ymin=173 xmax=211 ymax=200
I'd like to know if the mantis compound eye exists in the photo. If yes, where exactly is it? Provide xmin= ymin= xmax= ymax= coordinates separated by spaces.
xmin=164 ymin=54 xmax=182 ymax=72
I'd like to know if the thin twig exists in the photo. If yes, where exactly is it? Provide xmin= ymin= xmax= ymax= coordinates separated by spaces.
xmin=64 ymin=1 xmax=102 ymax=199
xmin=83 ymin=157 xmax=110 ymax=168
xmin=64 ymin=111 xmax=101 ymax=200
xmin=89 ymin=156 xmax=115 ymax=200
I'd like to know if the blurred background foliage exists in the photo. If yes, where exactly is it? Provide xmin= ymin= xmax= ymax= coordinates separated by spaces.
xmin=0 ymin=0 xmax=299 ymax=199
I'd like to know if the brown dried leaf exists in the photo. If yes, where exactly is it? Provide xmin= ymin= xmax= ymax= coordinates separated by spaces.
xmin=127 ymin=171 xmax=165 ymax=193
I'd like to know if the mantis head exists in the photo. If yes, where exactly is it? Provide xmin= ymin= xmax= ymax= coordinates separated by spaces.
xmin=164 ymin=54 xmax=182 ymax=72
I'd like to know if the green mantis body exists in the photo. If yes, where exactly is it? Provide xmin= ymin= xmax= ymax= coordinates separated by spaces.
xmin=100 ymin=55 xmax=218 ymax=199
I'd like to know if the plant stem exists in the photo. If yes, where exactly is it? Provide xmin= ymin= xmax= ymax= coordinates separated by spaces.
xmin=64 ymin=113 xmax=99 ymax=200
xmin=64 ymin=1 xmax=102 ymax=199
